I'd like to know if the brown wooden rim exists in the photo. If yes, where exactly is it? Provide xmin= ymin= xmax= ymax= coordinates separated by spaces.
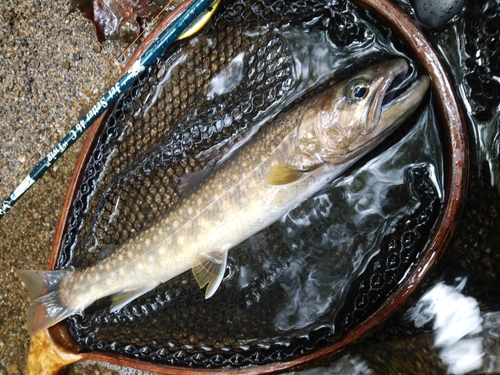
xmin=44 ymin=0 xmax=469 ymax=373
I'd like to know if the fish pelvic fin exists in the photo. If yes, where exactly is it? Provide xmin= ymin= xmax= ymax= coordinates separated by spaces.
xmin=16 ymin=269 xmax=75 ymax=336
xmin=265 ymin=164 xmax=321 ymax=185
xmin=192 ymin=250 xmax=228 ymax=299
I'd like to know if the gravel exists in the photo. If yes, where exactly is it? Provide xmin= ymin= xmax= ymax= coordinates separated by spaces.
xmin=0 ymin=1 xmax=132 ymax=373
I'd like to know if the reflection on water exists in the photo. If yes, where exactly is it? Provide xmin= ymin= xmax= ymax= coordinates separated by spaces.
xmin=280 ymin=0 xmax=500 ymax=370
xmin=269 ymin=102 xmax=442 ymax=337
xmin=63 ymin=0 xmax=449 ymax=368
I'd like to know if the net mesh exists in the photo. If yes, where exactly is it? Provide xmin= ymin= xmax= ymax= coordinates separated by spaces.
xmin=57 ymin=0 xmax=441 ymax=367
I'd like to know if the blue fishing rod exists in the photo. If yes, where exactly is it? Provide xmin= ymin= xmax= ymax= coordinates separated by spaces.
xmin=0 ymin=0 xmax=218 ymax=219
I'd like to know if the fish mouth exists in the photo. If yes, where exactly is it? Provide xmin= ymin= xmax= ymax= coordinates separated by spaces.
xmin=374 ymin=59 xmax=430 ymax=132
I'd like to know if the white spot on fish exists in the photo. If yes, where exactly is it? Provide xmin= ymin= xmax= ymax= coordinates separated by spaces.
xmin=145 ymin=239 xmax=151 ymax=247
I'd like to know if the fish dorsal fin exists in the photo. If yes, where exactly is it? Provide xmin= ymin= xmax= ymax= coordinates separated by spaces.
xmin=265 ymin=164 xmax=321 ymax=185
xmin=178 ymin=167 xmax=214 ymax=196
xmin=96 ymin=243 xmax=118 ymax=260
xmin=192 ymin=250 xmax=228 ymax=299
xmin=109 ymin=284 xmax=157 ymax=313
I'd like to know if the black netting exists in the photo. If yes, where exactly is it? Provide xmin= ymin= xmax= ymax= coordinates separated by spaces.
xmin=462 ymin=0 xmax=500 ymax=123
xmin=65 ymin=164 xmax=439 ymax=366
xmin=56 ymin=0 xmax=443 ymax=368
xmin=336 ymin=165 xmax=441 ymax=334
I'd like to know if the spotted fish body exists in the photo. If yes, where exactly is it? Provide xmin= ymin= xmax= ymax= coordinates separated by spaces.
xmin=17 ymin=59 xmax=430 ymax=336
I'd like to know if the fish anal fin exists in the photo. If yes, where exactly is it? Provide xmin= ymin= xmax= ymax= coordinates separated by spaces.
xmin=192 ymin=250 xmax=228 ymax=299
xmin=110 ymin=284 xmax=157 ymax=313
xmin=265 ymin=164 xmax=321 ymax=185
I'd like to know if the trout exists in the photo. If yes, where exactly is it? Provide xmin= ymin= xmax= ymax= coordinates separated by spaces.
xmin=17 ymin=59 xmax=430 ymax=336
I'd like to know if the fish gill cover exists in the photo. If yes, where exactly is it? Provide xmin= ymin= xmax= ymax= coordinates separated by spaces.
xmin=57 ymin=0 xmax=443 ymax=367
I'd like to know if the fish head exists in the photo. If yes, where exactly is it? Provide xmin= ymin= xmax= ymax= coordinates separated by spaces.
xmin=297 ymin=59 xmax=430 ymax=165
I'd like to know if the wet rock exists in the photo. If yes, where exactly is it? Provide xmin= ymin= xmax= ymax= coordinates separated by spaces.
xmin=411 ymin=0 xmax=466 ymax=29
xmin=71 ymin=0 xmax=183 ymax=42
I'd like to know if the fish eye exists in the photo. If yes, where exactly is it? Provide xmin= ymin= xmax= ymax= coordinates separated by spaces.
xmin=346 ymin=79 xmax=370 ymax=101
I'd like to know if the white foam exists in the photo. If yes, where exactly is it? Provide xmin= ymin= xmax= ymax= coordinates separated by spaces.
xmin=406 ymin=278 xmax=485 ymax=374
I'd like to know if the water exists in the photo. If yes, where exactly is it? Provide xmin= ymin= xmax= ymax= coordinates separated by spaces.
xmin=388 ymin=1 xmax=500 ymax=373
xmin=236 ymin=99 xmax=442 ymax=340
xmin=63 ymin=0 xmax=446 ymax=367
xmin=406 ymin=278 xmax=500 ymax=374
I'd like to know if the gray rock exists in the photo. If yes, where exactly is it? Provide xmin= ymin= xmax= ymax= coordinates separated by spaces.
xmin=411 ymin=0 xmax=466 ymax=29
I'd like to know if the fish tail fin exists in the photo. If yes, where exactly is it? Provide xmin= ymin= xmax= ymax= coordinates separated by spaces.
xmin=16 ymin=269 xmax=75 ymax=336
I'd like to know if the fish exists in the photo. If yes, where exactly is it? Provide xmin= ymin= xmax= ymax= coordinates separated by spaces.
xmin=16 ymin=58 xmax=430 ymax=336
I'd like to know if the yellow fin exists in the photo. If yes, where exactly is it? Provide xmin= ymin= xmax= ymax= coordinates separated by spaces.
xmin=265 ymin=164 xmax=320 ymax=185
xmin=192 ymin=250 xmax=228 ymax=299
xmin=178 ymin=0 xmax=222 ymax=40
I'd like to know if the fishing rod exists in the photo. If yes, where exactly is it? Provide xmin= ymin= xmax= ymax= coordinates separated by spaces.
xmin=0 ymin=0 xmax=218 ymax=219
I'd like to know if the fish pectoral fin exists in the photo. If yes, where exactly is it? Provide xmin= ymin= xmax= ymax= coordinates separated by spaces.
xmin=192 ymin=250 xmax=228 ymax=299
xmin=109 ymin=284 xmax=157 ymax=313
xmin=265 ymin=164 xmax=321 ymax=185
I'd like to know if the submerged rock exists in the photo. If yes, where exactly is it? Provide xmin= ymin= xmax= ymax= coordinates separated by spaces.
xmin=411 ymin=0 xmax=466 ymax=29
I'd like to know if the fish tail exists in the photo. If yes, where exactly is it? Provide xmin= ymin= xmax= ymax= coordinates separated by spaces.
xmin=16 ymin=269 xmax=75 ymax=336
